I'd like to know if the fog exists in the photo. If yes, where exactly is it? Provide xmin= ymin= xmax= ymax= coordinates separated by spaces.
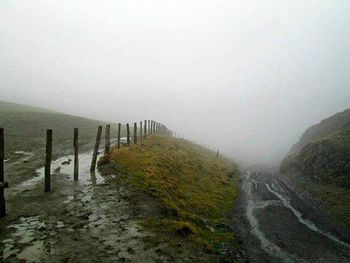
xmin=1 ymin=0 xmax=350 ymax=167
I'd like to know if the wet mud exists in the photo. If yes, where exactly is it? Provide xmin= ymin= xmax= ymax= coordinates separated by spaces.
xmin=0 ymin=144 xmax=167 ymax=262
xmin=237 ymin=170 xmax=350 ymax=263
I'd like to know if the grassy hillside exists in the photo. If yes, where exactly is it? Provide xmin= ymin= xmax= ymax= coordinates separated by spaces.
xmin=288 ymin=108 xmax=350 ymax=155
xmin=0 ymin=100 xmax=57 ymax=113
xmin=98 ymin=135 xmax=240 ymax=261
xmin=0 ymin=101 xmax=110 ymax=157
xmin=280 ymin=108 xmax=350 ymax=228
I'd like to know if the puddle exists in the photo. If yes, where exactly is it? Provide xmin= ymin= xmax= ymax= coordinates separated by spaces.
xmin=0 ymin=139 xmax=154 ymax=262
xmin=8 ymin=138 xmax=124 ymax=195
xmin=2 ymin=216 xmax=46 ymax=261
xmin=10 ymin=152 xmax=106 ymax=195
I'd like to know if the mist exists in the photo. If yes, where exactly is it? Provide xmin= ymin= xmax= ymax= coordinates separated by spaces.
xmin=1 ymin=0 xmax=350 ymax=167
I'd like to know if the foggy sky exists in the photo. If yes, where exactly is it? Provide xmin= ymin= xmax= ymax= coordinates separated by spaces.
xmin=1 ymin=0 xmax=350 ymax=166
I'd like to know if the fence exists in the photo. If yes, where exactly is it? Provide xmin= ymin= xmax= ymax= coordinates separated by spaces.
xmin=0 ymin=120 xmax=171 ymax=218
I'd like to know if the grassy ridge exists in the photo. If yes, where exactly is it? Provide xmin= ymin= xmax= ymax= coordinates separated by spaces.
xmin=99 ymin=135 xmax=239 ymax=254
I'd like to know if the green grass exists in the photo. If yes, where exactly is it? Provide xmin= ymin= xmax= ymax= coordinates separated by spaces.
xmin=99 ymin=135 xmax=239 ymax=253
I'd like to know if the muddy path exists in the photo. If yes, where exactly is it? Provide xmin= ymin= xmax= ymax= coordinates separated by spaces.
xmin=0 ymin=142 xmax=168 ymax=262
xmin=236 ymin=170 xmax=350 ymax=263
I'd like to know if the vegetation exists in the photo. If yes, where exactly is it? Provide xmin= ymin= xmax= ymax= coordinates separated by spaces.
xmin=281 ymin=129 xmax=350 ymax=187
xmin=299 ymin=180 xmax=350 ymax=228
xmin=280 ymin=107 xmax=350 ymax=228
xmin=99 ymin=135 xmax=240 ymax=256
xmin=287 ymin=108 xmax=350 ymax=155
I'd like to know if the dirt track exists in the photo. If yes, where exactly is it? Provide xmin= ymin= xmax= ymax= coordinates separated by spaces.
xmin=236 ymin=169 xmax=350 ymax=263
xmin=0 ymin=148 xmax=168 ymax=262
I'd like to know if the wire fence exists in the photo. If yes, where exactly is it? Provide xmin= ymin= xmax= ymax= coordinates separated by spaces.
xmin=0 ymin=120 xmax=171 ymax=218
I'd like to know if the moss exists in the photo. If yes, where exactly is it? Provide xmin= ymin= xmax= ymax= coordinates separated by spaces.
xmin=100 ymin=135 xmax=239 ymax=253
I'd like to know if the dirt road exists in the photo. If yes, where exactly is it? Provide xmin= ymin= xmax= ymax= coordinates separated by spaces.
xmin=237 ymin=170 xmax=350 ymax=263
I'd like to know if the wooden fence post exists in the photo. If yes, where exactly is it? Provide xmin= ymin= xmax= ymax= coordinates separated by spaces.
xmin=140 ymin=121 xmax=143 ymax=143
xmin=117 ymin=123 xmax=121 ymax=149
xmin=73 ymin=128 xmax=79 ymax=181
xmin=105 ymin=124 xmax=111 ymax=154
xmin=148 ymin=120 xmax=150 ymax=135
xmin=126 ymin=123 xmax=130 ymax=146
xmin=90 ymin=126 xmax=102 ymax=172
xmin=0 ymin=128 xmax=6 ymax=217
xmin=216 ymin=150 xmax=219 ymax=158
xmin=45 ymin=129 xmax=52 ymax=192
xmin=134 ymin=122 xmax=137 ymax=144
xmin=144 ymin=120 xmax=147 ymax=139
xmin=150 ymin=120 xmax=153 ymax=134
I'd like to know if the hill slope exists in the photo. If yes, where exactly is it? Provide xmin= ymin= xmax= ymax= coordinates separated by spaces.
xmin=0 ymin=100 xmax=118 ymax=185
xmin=98 ymin=135 xmax=241 ymax=261
xmin=0 ymin=101 xmax=110 ymax=155
xmin=281 ymin=108 xmax=350 ymax=187
xmin=280 ymin=108 xmax=350 ymax=228
xmin=0 ymin=100 xmax=59 ymax=113
xmin=288 ymin=108 xmax=350 ymax=156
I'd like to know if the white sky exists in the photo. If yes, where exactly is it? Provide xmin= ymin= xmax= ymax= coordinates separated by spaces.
xmin=1 ymin=0 xmax=350 ymax=166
